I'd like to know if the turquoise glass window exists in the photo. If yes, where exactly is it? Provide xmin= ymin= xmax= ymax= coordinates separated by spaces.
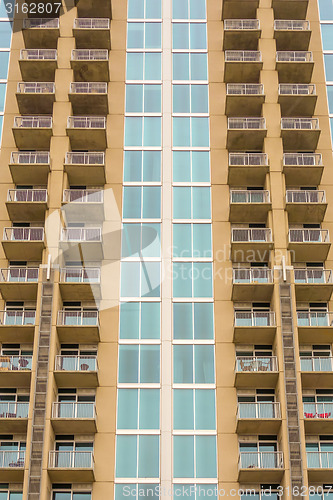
xmin=173 ymin=84 xmax=208 ymax=113
xmin=122 ymin=223 xmax=161 ymax=258
xmin=0 ymin=83 xmax=6 ymax=112
xmin=125 ymin=117 xmax=161 ymax=147
xmin=324 ymin=54 xmax=333 ymax=81
xmin=128 ymin=0 xmax=161 ymax=18
xmin=118 ymin=345 xmax=160 ymax=383
xmin=173 ymin=118 xmax=209 ymax=147
xmin=173 ymin=187 xmax=211 ymax=219
xmin=190 ymin=23 xmax=207 ymax=49
xmin=138 ymin=435 xmax=159 ymax=477
xmin=117 ymin=389 xmax=138 ymax=429
xmin=121 ymin=261 xmax=161 ymax=297
xmin=327 ymin=85 xmax=333 ymax=113
xmin=174 ymin=345 xmax=193 ymax=383
xmin=196 ymin=436 xmax=217 ymax=477
xmin=145 ymin=53 xmax=162 ymax=79
xmin=173 ymin=436 xmax=194 ymax=477
xmin=173 ymin=262 xmax=213 ymax=297
xmin=194 ymin=345 xmax=215 ymax=382
xmin=173 ymin=53 xmax=190 ymax=80
xmin=195 ymin=389 xmax=216 ymax=429
xmin=118 ymin=345 xmax=139 ymax=382
xmin=0 ymin=21 xmax=12 ymax=47
xmin=127 ymin=22 xmax=162 ymax=49
xmin=174 ymin=389 xmax=194 ymax=429
xmin=319 ymin=0 xmax=333 ymax=19
xmin=173 ymin=345 xmax=215 ymax=383
xmin=116 ymin=435 xmax=137 ymax=477
xmin=174 ymin=389 xmax=216 ymax=429
xmin=0 ymin=52 xmax=9 ymax=79
xmin=124 ymin=151 xmax=161 ymax=182
xmin=123 ymin=186 xmax=161 ymax=218
xmin=173 ymin=223 xmax=212 ymax=257
xmin=146 ymin=0 xmax=162 ymax=18
xmin=120 ymin=302 xmax=160 ymax=339
xmin=145 ymin=23 xmax=161 ymax=49
xmin=117 ymin=389 xmax=160 ymax=429
xmin=173 ymin=23 xmax=189 ymax=49
xmin=173 ymin=436 xmax=217 ymax=478
xmin=127 ymin=23 xmax=145 ymax=48
xmin=0 ymin=0 xmax=14 ymax=17
xmin=126 ymin=52 xmax=144 ymax=80
xmin=191 ymin=53 xmax=208 ymax=80
xmin=173 ymin=0 xmax=189 ymax=19
xmin=173 ymin=151 xmax=210 ymax=182
xmin=321 ymin=24 xmax=333 ymax=50
xmin=173 ymin=0 xmax=207 ymax=19
xmin=126 ymin=52 xmax=161 ymax=81
xmin=139 ymin=389 xmax=160 ymax=428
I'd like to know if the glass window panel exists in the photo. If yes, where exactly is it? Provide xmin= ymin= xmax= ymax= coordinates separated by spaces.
xmin=173 ymin=23 xmax=189 ymax=49
xmin=191 ymin=85 xmax=208 ymax=113
xmin=53 ymin=494 xmax=71 ymax=500
xmin=143 ymin=151 xmax=161 ymax=181
xmin=192 ymin=151 xmax=210 ymax=182
xmin=194 ymin=303 xmax=214 ymax=339
xmin=173 ymin=53 xmax=190 ymax=80
xmin=145 ymin=53 xmax=162 ymax=80
xmin=196 ymin=436 xmax=217 ymax=478
xmin=325 ymin=54 xmax=333 ymax=81
xmin=173 ymin=151 xmax=191 ymax=182
xmin=146 ymin=0 xmax=162 ymax=18
xmin=121 ymin=262 xmax=140 ymax=297
xmin=141 ymin=261 xmax=161 ymax=297
xmin=195 ymin=345 xmax=215 ymax=383
xmin=191 ymin=53 xmax=208 ymax=80
xmin=118 ymin=345 xmax=139 ymax=382
xmin=174 ymin=344 xmax=193 ymax=383
xmin=120 ymin=302 xmax=140 ymax=339
xmin=140 ymin=345 xmax=160 ymax=383
xmin=195 ymin=389 xmax=216 ymax=429
xmin=0 ymin=21 xmax=12 ymax=47
xmin=139 ymin=389 xmax=160 ymax=429
xmin=193 ymin=224 xmax=212 ymax=257
xmin=0 ymin=0 xmax=14 ymax=17
xmin=138 ymin=485 xmax=159 ymax=500
xmin=173 ymin=0 xmax=188 ymax=19
xmin=192 ymin=117 xmax=209 ymax=147
xmin=142 ymin=186 xmax=161 ymax=218
xmin=144 ymin=117 xmax=161 ymax=147
xmin=173 ymin=223 xmax=192 ymax=257
xmin=142 ymin=223 xmax=161 ymax=258
xmin=173 ymin=436 xmax=195 ymax=478
xmin=174 ymin=389 xmax=194 ymax=429
xmin=173 ymin=84 xmax=190 ymax=113
xmin=122 ymin=223 xmax=141 ymax=258
xmin=193 ymin=262 xmax=213 ymax=297
xmin=319 ymin=0 xmax=333 ymax=19
xmin=144 ymin=85 xmax=161 ymax=112
xmin=173 ymin=302 xmax=193 ymax=340
xmin=126 ymin=52 xmax=144 ymax=80
xmin=322 ymin=24 xmax=333 ymax=49
xmin=116 ymin=435 xmax=137 ymax=477
xmin=192 ymin=187 xmax=211 ymax=219
xmin=126 ymin=84 xmax=143 ymax=113
xmin=73 ymin=494 xmax=91 ymax=500
xmin=173 ymin=117 xmax=191 ymax=147
xmin=123 ymin=186 xmax=142 ymax=218
xmin=0 ymin=83 xmax=6 ymax=112
xmin=190 ymin=23 xmax=207 ymax=49
xmin=127 ymin=23 xmax=145 ymax=49
xmin=0 ymin=51 xmax=9 ymax=79
xmin=145 ymin=23 xmax=161 ymax=49
xmin=173 ymin=262 xmax=192 ymax=297
xmin=173 ymin=186 xmax=191 ymax=219
xmin=124 ymin=151 xmax=142 ymax=182
xmin=125 ymin=117 xmax=142 ymax=147
xmin=117 ymin=389 xmax=138 ymax=429
xmin=128 ymin=0 xmax=144 ymax=18
xmin=138 ymin=435 xmax=159 ymax=477
xmin=141 ymin=302 xmax=160 ymax=339
xmin=190 ymin=0 xmax=207 ymax=19
xmin=327 ymin=85 xmax=333 ymax=113
xmin=10 ymin=495 xmax=24 ymax=500
xmin=331 ymin=117 xmax=333 ymax=139
xmin=115 ymin=485 xmax=136 ymax=500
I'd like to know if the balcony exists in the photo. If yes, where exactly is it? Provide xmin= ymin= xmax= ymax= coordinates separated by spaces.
xmin=56 ymin=310 xmax=100 ymax=342
xmin=223 ymin=20 xmax=261 ymax=50
xmin=276 ymin=51 xmax=313 ymax=83
xmin=2 ymin=227 xmax=45 ymax=261
xmin=281 ymin=118 xmax=320 ymax=151
xmin=231 ymin=228 xmax=273 ymax=262
xmin=66 ymin=116 xmax=107 ymax=150
xmin=294 ymin=268 xmax=333 ymax=301
xmin=54 ymin=355 xmax=98 ymax=388
xmin=23 ymin=18 xmax=60 ymax=48
xmin=71 ymin=49 xmax=109 ymax=82
xmin=227 ymin=117 xmax=266 ymax=150
xmin=304 ymin=403 xmax=333 ymax=434
xmin=51 ymin=402 xmax=97 ymax=433
xmin=6 ymin=189 xmax=48 ymax=222
xmin=228 ymin=153 xmax=268 ymax=186
xmin=229 ymin=190 xmax=271 ymax=223
xmin=222 ymin=0 xmax=259 ymax=20
xmin=64 ymin=152 xmax=105 ymax=185
xmin=76 ymin=0 xmax=112 ymax=18
xmin=278 ymin=84 xmax=317 ymax=116
xmin=297 ymin=311 xmax=333 ymax=343
xmin=0 ymin=310 xmax=35 ymax=342
xmin=48 ymin=450 xmax=94 ymax=481
xmin=0 ymin=402 xmax=29 ymax=432
xmin=73 ymin=18 xmax=110 ymax=49
xmin=301 ymin=356 xmax=333 ymax=388
xmin=234 ymin=311 xmax=276 ymax=343
xmin=283 ymin=153 xmax=323 ymax=186
xmin=69 ymin=82 xmax=108 ymax=115
xmin=288 ymin=229 xmax=330 ymax=262
xmin=0 ymin=267 xmax=39 ymax=301
xmin=225 ymin=84 xmax=264 ymax=116
xmin=286 ymin=190 xmax=326 ymax=224
xmin=62 ymin=189 xmax=104 ymax=223
xmin=307 ymin=452 xmax=333 ymax=482
xmin=237 ymin=402 xmax=282 ymax=433
xmin=238 ymin=451 xmax=284 ymax=482
xmin=0 ymin=451 xmax=25 ymax=481
xmin=59 ymin=267 xmax=101 ymax=301
xmin=272 ymin=0 xmax=309 ymax=20
xmin=232 ymin=268 xmax=274 ymax=301
xmin=12 ymin=116 xmax=52 ymax=149
xmin=274 ymin=20 xmax=311 ymax=50
xmin=60 ymin=227 xmax=103 ymax=261
xmin=19 ymin=49 xmax=57 ymax=81
xmin=224 ymin=51 xmax=262 ymax=83
xmin=9 ymin=152 xmax=50 ymax=185
xmin=0 ymin=355 xmax=32 ymax=388
xmin=16 ymin=82 xmax=55 ymax=115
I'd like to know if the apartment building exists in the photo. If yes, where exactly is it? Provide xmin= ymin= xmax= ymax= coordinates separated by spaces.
xmin=0 ymin=0 xmax=332 ymax=498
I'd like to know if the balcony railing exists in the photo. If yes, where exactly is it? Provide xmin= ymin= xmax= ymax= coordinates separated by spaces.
xmin=60 ymin=267 xmax=100 ymax=284
xmin=10 ymin=151 xmax=50 ymax=165
xmin=0 ymin=267 xmax=39 ymax=283
xmin=239 ymin=451 xmax=283 ymax=469
xmin=295 ymin=268 xmax=332 ymax=284
xmin=231 ymin=190 xmax=270 ymax=203
xmin=289 ymin=229 xmax=329 ymax=243
xmin=60 ymin=227 xmax=102 ymax=242
xmin=0 ymin=451 xmax=25 ymax=469
xmin=71 ymin=49 xmax=108 ymax=61
xmin=283 ymin=153 xmax=322 ymax=166
xmin=73 ymin=18 xmax=110 ymax=30
xmin=69 ymin=82 xmax=107 ymax=94
xmin=304 ymin=403 xmax=333 ymax=419
xmin=307 ymin=452 xmax=333 ymax=469
xmin=229 ymin=153 xmax=268 ymax=166
xmin=0 ymin=310 xmax=36 ymax=326
xmin=65 ymin=152 xmax=105 ymax=165
xmin=52 ymin=402 xmax=96 ymax=419
xmin=55 ymin=355 xmax=97 ymax=372
xmin=20 ymin=49 xmax=57 ymax=60
xmin=224 ymin=19 xmax=260 ymax=30
xmin=63 ymin=189 xmax=103 ymax=204
xmin=234 ymin=312 xmax=276 ymax=328
xmin=297 ymin=311 xmax=333 ymax=327
xmin=232 ymin=228 xmax=272 ymax=242
xmin=228 ymin=117 xmax=266 ymax=129
xmin=67 ymin=116 xmax=106 ymax=129
xmin=3 ymin=227 xmax=44 ymax=242
xmin=237 ymin=402 xmax=281 ymax=419
xmin=281 ymin=118 xmax=319 ymax=130
xmin=279 ymin=84 xmax=316 ymax=95
xmin=286 ymin=190 xmax=325 ymax=204
xmin=227 ymin=83 xmax=264 ymax=95
xmin=7 ymin=189 xmax=47 ymax=203
xmin=0 ymin=355 xmax=32 ymax=370
xmin=57 ymin=310 xmax=99 ymax=327
xmin=276 ymin=51 xmax=313 ymax=62
xmin=233 ymin=268 xmax=273 ymax=284
xmin=17 ymin=82 xmax=55 ymax=94
xmin=300 ymin=356 xmax=333 ymax=372
xmin=0 ymin=402 xmax=29 ymax=419
xmin=225 ymin=50 xmax=262 ymax=62
xmin=13 ymin=116 xmax=52 ymax=128
xmin=23 ymin=18 xmax=59 ymax=29
xmin=48 ymin=450 xmax=94 ymax=469
xmin=274 ymin=20 xmax=310 ymax=31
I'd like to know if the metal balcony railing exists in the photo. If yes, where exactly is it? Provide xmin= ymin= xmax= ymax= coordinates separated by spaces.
xmin=233 ymin=267 xmax=273 ymax=284
xmin=274 ymin=20 xmax=310 ymax=31
xmin=236 ymin=356 xmax=278 ymax=373
xmin=0 ymin=267 xmax=39 ymax=283
xmin=52 ymin=402 xmax=96 ymax=419
xmin=17 ymin=82 xmax=55 ymax=94
xmin=286 ymin=190 xmax=325 ymax=203
xmin=63 ymin=189 xmax=103 ymax=204
xmin=13 ymin=116 xmax=52 ymax=128
xmin=65 ymin=152 xmax=105 ymax=165
xmin=289 ymin=229 xmax=329 ymax=243
xmin=71 ymin=49 xmax=108 ymax=61
xmin=74 ymin=18 xmax=110 ymax=29
xmin=48 ymin=450 xmax=94 ymax=469
xmin=239 ymin=451 xmax=283 ymax=470
xmin=225 ymin=50 xmax=262 ymax=62
xmin=300 ymin=356 xmax=333 ymax=372
xmin=237 ymin=402 xmax=281 ymax=419
xmin=69 ymin=82 xmax=107 ymax=94
xmin=60 ymin=227 xmax=102 ymax=242
xmin=7 ymin=189 xmax=47 ymax=203
xmin=227 ymin=83 xmax=264 ymax=95
xmin=60 ymin=267 xmax=100 ymax=284
xmin=307 ymin=452 xmax=333 ymax=469
xmin=0 ymin=451 xmax=25 ymax=469
xmin=232 ymin=228 xmax=272 ymax=243
xmin=228 ymin=117 xmax=266 ymax=129
xmin=20 ymin=49 xmax=57 ymax=60
xmin=55 ymin=355 xmax=97 ymax=372
xmin=281 ymin=118 xmax=319 ymax=130
xmin=0 ymin=355 xmax=32 ymax=370
xmin=0 ymin=310 xmax=36 ymax=326
xmin=67 ymin=116 xmax=106 ymax=129
xmin=234 ymin=312 xmax=276 ymax=328
xmin=295 ymin=268 xmax=332 ymax=284
xmin=0 ymin=402 xmax=29 ymax=419
xmin=279 ymin=83 xmax=316 ymax=95
xmin=57 ymin=310 xmax=99 ymax=327
xmin=10 ymin=151 xmax=50 ymax=165
xmin=3 ymin=227 xmax=44 ymax=242
xmin=283 ymin=152 xmax=322 ymax=166
xmin=23 ymin=18 xmax=59 ymax=29
xmin=230 ymin=190 xmax=270 ymax=203
xmin=229 ymin=152 xmax=268 ymax=166
xmin=304 ymin=403 xmax=333 ymax=419
xmin=276 ymin=51 xmax=313 ymax=62
xmin=297 ymin=311 xmax=333 ymax=327
xmin=224 ymin=19 xmax=260 ymax=30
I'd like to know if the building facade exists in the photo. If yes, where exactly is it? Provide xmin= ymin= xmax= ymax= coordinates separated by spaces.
xmin=0 ymin=0 xmax=332 ymax=498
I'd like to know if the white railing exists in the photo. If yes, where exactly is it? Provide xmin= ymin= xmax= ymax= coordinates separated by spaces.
xmin=63 ymin=189 xmax=103 ymax=204
xmin=17 ymin=82 xmax=55 ymax=94
xmin=0 ymin=451 xmax=25 ymax=469
xmin=0 ymin=402 xmax=29 ymax=419
xmin=289 ymin=229 xmax=329 ymax=244
xmin=234 ymin=312 xmax=276 ymax=328
xmin=52 ymin=402 xmax=96 ymax=419
xmin=279 ymin=84 xmax=316 ymax=95
xmin=283 ymin=153 xmax=322 ymax=166
xmin=297 ymin=311 xmax=333 ymax=327
xmin=228 ymin=117 xmax=266 ymax=129
xmin=233 ymin=267 xmax=273 ymax=284
xmin=70 ymin=82 xmax=107 ymax=95
xmin=230 ymin=190 xmax=270 ymax=203
xmin=20 ymin=49 xmax=57 ymax=60
xmin=48 ymin=450 xmax=94 ymax=469
xmin=274 ymin=20 xmax=310 ymax=31
xmin=55 ymin=355 xmax=97 ymax=372
xmin=67 ymin=116 xmax=106 ymax=129
xmin=60 ymin=267 xmax=100 ymax=284
xmin=7 ymin=189 xmax=47 ymax=203
xmin=71 ymin=49 xmax=108 ymax=61
xmin=232 ymin=228 xmax=272 ymax=243
xmin=3 ymin=227 xmax=44 ymax=242
xmin=0 ymin=267 xmax=39 ymax=283
xmin=74 ymin=18 xmax=110 ymax=29
xmin=286 ymin=190 xmax=325 ymax=204
xmin=304 ymin=403 xmax=333 ymax=419
xmin=307 ymin=452 xmax=333 ymax=469
xmin=65 ymin=152 xmax=105 ymax=165
xmin=237 ymin=402 xmax=281 ymax=419
xmin=225 ymin=50 xmax=262 ymax=62
xmin=23 ymin=18 xmax=59 ymax=29
xmin=0 ymin=355 xmax=32 ymax=370
xmin=13 ymin=116 xmax=52 ymax=128
xmin=224 ymin=19 xmax=260 ymax=30
xmin=301 ymin=356 xmax=333 ymax=372
xmin=227 ymin=83 xmax=264 ymax=95
xmin=276 ymin=51 xmax=313 ymax=62
xmin=295 ymin=268 xmax=332 ymax=284
xmin=281 ymin=118 xmax=319 ymax=130
xmin=57 ymin=310 xmax=99 ymax=327
xmin=10 ymin=151 xmax=50 ymax=165
xmin=239 ymin=451 xmax=283 ymax=470
xmin=60 ymin=227 xmax=102 ymax=243
xmin=229 ymin=152 xmax=268 ymax=166
xmin=0 ymin=310 xmax=36 ymax=326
